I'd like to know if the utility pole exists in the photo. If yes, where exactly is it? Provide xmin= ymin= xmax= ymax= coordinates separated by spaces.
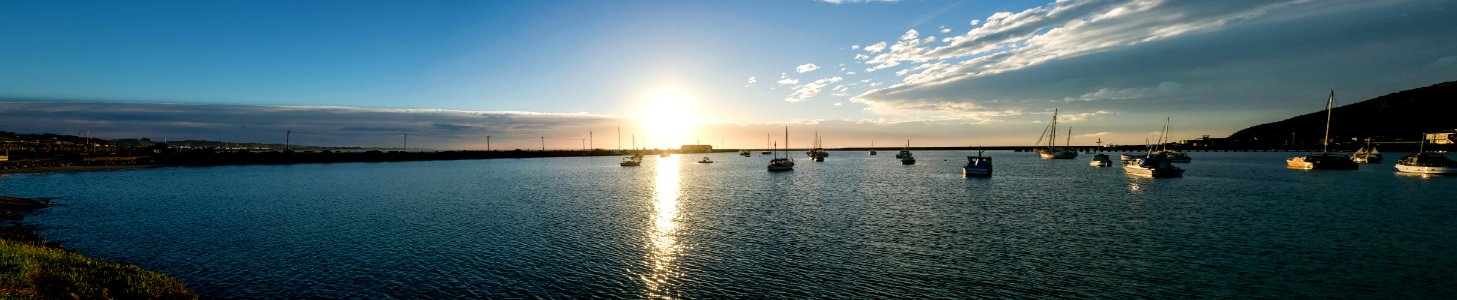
xmin=285 ymin=130 xmax=291 ymax=151
xmin=589 ymin=131 xmax=593 ymax=150
xmin=486 ymin=136 xmax=491 ymax=151
xmin=540 ymin=137 xmax=545 ymax=151
xmin=402 ymin=133 xmax=408 ymax=151
xmin=617 ymin=127 xmax=621 ymax=151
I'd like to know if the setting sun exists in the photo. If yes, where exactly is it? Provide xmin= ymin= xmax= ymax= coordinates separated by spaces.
xmin=638 ymin=91 xmax=697 ymax=149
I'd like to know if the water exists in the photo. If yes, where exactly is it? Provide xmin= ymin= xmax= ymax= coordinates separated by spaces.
xmin=3 ymin=151 xmax=1455 ymax=298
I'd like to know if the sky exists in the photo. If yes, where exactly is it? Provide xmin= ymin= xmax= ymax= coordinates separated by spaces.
xmin=2 ymin=0 xmax=1455 ymax=150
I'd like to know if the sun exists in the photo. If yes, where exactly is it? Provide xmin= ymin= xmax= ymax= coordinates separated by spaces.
xmin=639 ymin=91 xmax=697 ymax=149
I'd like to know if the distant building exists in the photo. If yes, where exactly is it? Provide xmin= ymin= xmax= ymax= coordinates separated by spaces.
xmin=1425 ymin=130 xmax=1456 ymax=145
xmin=680 ymin=144 xmax=713 ymax=153
xmin=1181 ymin=135 xmax=1229 ymax=148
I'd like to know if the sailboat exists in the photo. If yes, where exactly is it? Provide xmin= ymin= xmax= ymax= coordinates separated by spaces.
xmin=1035 ymin=109 xmax=1078 ymax=159
xmin=1125 ymin=126 xmax=1184 ymax=177
xmin=963 ymin=148 xmax=992 ymax=177
xmin=761 ymin=133 xmax=772 ymax=155
xmin=900 ymin=140 xmax=916 ymax=165
xmin=1286 ymin=91 xmax=1358 ymax=170
xmin=1146 ymin=118 xmax=1192 ymax=163
xmin=869 ymin=140 xmax=877 ymax=155
xmin=1090 ymin=138 xmax=1112 ymax=167
xmin=805 ymin=131 xmax=829 ymax=161
xmin=1351 ymin=138 xmax=1382 ymax=163
xmin=1395 ymin=134 xmax=1457 ymax=174
xmin=620 ymin=135 xmax=642 ymax=166
xmin=768 ymin=126 xmax=795 ymax=171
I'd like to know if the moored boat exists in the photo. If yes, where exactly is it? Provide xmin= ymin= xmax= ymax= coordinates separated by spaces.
xmin=1034 ymin=108 xmax=1077 ymax=159
xmin=900 ymin=140 xmax=916 ymax=165
xmin=698 ymin=157 xmax=714 ymax=163
xmin=620 ymin=154 xmax=642 ymax=166
xmin=1124 ymin=155 xmax=1184 ymax=178
xmin=1395 ymin=152 xmax=1457 ymax=174
xmin=768 ymin=126 xmax=795 ymax=172
xmin=1287 ymin=91 xmax=1357 ymax=170
xmin=963 ymin=149 xmax=992 ymax=177
xmin=1352 ymin=139 xmax=1382 ymax=163
xmin=1090 ymin=153 xmax=1112 ymax=167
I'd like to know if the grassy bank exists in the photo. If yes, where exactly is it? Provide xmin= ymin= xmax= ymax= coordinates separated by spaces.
xmin=0 ymin=240 xmax=197 ymax=299
xmin=1 ymin=196 xmax=197 ymax=299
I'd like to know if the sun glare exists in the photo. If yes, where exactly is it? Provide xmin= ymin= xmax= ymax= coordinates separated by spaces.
xmin=639 ymin=91 xmax=697 ymax=149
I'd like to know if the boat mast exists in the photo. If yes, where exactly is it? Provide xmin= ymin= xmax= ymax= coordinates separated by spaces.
xmin=1323 ymin=90 xmax=1334 ymax=154
xmin=784 ymin=126 xmax=789 ymax=159
xmin=1161 ymin=117 xmax=1170 ymax=151
xmin=1066 ymin=127 xmax=1072 ymax=148
xmin=1050 ymin=109 xmax=1058 ymax=148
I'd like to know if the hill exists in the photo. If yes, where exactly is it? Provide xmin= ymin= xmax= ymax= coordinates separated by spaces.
xmin=1226 ymin=81 xmax=1457 ymax=147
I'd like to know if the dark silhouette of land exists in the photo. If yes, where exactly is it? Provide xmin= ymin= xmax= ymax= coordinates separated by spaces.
xmin=1227 ymin=80 xmax=1457 ymax=148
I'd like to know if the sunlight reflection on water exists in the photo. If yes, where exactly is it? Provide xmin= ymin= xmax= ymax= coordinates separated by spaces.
xmin=644 ymin=157 xmax=681 ymax=299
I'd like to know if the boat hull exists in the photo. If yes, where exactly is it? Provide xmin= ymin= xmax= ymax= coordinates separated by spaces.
xmin=1037 ymin=149 xmax=1078 ymax=159
xmin=963 ymin=167 xmax=991 ymax=177
xmin=1287 ymin=155 xmax=1358 ymax=170
xmin=1123 ymin=164 xmax=1183 ymax=178
xmin=1090 ymin=160 xmax=1111 ymax=167
xmin=1396 ymin=164 xmax=1457 ymax=174
xmin=901 ymin=159 xmax=915 ymax=165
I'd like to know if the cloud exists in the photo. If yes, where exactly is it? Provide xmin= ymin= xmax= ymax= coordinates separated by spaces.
xmin=820 ymin=0 xmax=899 ymax=4
xmin=940 ymin=27 xmax=953 ymax=34
xmin=1066 ymin=81 xmax=1182 ymax=102
xmin=796 ymin=63 xmax=820 ymax=73
xmin=745 ymin=76 xmax=758 ymax=87
xmin=0 ymin=102 xmax=626 ymax=150
xmin=832 ymin=0 xmax=1456 ymax=136
xmin=776 ymin=73 xmax=799 ymax=86
xmin=833 ymin=102 xmax=843 ymax=107
xmin=863 ymin=41 xmax=888 ymax=53
xmin=785 ymin=77 xmax=843 ymax=102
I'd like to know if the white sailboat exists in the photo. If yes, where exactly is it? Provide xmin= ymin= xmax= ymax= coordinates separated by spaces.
xmin=1395 ymin=134 xmax=1457 ymax=174
xmin=1351 ymin=138 xmax=1382 ymax=163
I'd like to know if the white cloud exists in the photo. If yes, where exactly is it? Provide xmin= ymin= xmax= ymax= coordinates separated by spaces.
xmin=864 ymin=41 xmax=888 ymax=53
xmin=777 ymin=73 xmax=799 ymax=86
xmin=785 ymin=77 xmax=844 ymax=102
xmin=1065 ymin=81 xmax=1182 ymax=102
xmin=834 ymin=102 xmax=844 ymax=107
xmin=820 ymin=0 xmax=900 ymax=4
xmin=854 ymin=0 xmax=1330 ymax=104
xmin=796 ymin=63 xmax=820 ymax=73
xmin=940 ymin=27 xmax=953 ymax=34
xmin=854 ymin=54 xmax=870 ymax=60
xmin=745 ymin=76 xmax=758 ymax=88
xmin=852 ymin=44 xmax=861 ymax=50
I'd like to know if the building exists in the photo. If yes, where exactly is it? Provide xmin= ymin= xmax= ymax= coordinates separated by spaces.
xmin=1425 ymin=130 xmax=1456 ymax=145
xmin=680 ymin=144 xmax=713 ymax=153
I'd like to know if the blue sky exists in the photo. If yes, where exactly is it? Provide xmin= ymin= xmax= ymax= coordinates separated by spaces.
xmin=3 ymin=0 xmax=1455 ymax=149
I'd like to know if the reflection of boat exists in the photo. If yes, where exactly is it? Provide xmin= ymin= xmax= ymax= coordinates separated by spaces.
xmin=900 ymin=140 xmax=916 ymax=165
xmin=1395 ymin=136 xmax=1457 ymax=174
xmin=660 ymin=152 xmax=671 ymax=158
xmin=1035 ymin=108 xmax=1078 ymax=159
xmin=1287 ymin=91 xmax=1357 ymax=170
xmin=963 ymin=149 xmax=992 ymax=177
xmin=698 ymin=157 xmax=714 ymax=164
xmin=1124 ymin=155 xmax=1184 ymax=178
xmin=1351 ymin=139 xmax=1382 ymax=163
xmin=620 ymin=154 xmax=643 ymax=166
xmin=869 ymin=140 xmax=877 ymax=155
xmin=768 ymin=127 xmax=795 ymax=172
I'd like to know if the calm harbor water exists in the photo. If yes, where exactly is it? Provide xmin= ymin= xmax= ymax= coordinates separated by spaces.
xmin=3 ymin=151 xmax=1455 ymax=298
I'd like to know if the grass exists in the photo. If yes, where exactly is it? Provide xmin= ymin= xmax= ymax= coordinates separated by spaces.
xmin=0 ymin=240 xmax=197 ymax=299
xmin=1 ymin=195 xmax=197 ymax=299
